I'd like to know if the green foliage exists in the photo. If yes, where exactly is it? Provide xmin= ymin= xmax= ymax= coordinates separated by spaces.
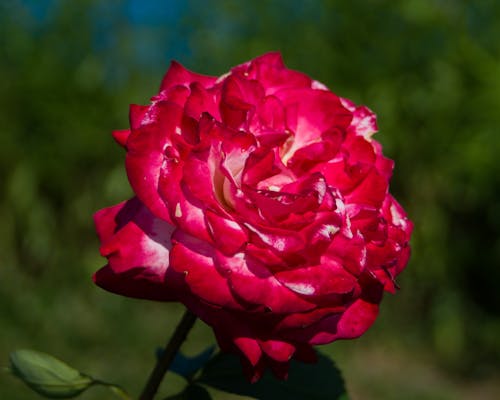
xmin=198 ymin=351 xmax=347 ymax=400
xmin=9 ymin=349 xmax=94 ymax=398
xmin=163 ymin=384 xmax=213 ymax=400
xmin=8 ymin=349 xmax=130 ymax=399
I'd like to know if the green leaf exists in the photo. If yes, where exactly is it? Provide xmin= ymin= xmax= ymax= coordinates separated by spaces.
xmin=162 ymin=384 xmax=213 ymax=400
xmin=183 ymin=384 xmax=213 ymax=399
xmin=8 ymin=349 xmax=94 ymax=398
xmin=198 ymin=350 xmax=348 ymax=400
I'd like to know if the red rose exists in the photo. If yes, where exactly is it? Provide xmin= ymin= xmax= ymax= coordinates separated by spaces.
xmin=94 ymin=53 xmax=412 ymax=381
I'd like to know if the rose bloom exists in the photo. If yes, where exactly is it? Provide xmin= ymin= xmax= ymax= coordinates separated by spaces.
xmin=94 ymin=53 xmax=412 ymax=381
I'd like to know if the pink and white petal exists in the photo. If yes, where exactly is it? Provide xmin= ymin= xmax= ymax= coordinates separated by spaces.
xmin=94 ymin=199 xmax=138 ymax=244
xmin=93 ymin=265 xmax=184 ymax=302
xmin=97 ymin=199 xmax=174 ymax=275
xmin=153 ymin=84 xmax=191 ymax=106
xmin=297 ymin=272 xmax=384 ymax=344
xmin=349 ymin=105 xmax=378 ymax=139
xmin=243 ymin=222 xmax=306 ymax=262
xmin=276 ymin=89 xmax=352 ymax=159
xmin=217 ymin=252 xmax=317 ymax=313
xmin=244 ymin=188 xmax=318 ymax=223
xmin=205 ymin=210 xmax=248 ymax=255
xmin=170 ymin=230 xmax=244 ymax=310
xmin=234 ymin=52 xmax=312 ymax=95
xmin=94 ymin=197 xmax=182 ymax=301
xmin=275 ymin=262 xmax=357 ymax=297
xmin=281 ymin=297 xmax=379 ymax=346
xmin=129 ymin=104 xmax=149 ymax=130
xmin=181 ymin=150 xmax=222 ymax=211
xmin=232 ymin=52 xmax=285 ymax=77
xmin=160 ymin=60 xmax=217 ymax=91
xmin=242 ymin=147 xmax=280 ymax=187
xmin=325 ymin=232 xmax=367 ymax=276
xmin=125 ymin=101 xmax=185 ymax=223
xmin=244 ymin=244 xmax=288 ymax=270
xmin=156 ymin=162 xmax=213 ymax=243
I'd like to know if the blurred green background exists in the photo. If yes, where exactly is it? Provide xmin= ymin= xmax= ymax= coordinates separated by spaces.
xmin=1 ymin=0 xmax=500 ymax=399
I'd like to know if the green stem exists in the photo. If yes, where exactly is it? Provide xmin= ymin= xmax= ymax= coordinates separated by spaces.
xmin=106 ymin=383 xmax=133 ymax=400
xmin=92 ymin=380 xmax=132 ymax=400
xmin=139 ymin=309 xmax=197 ymax=400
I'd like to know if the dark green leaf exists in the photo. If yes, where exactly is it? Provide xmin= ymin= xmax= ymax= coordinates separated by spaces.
xmin=184 ymin=384 xmax=212 ymax=399
xmin=169 ymin=346 xmax=216 ymax=379
xmin=8 ymin=349 xmax=94 ymax=398
xmin=198 ymin=350 xmax=348 ymax=400
xmin=162 ymin=384 xmax=213 ymax=400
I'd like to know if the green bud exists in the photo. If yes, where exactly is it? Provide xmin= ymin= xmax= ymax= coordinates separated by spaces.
xmin=9 ymin=349 xmax=94 ymax=398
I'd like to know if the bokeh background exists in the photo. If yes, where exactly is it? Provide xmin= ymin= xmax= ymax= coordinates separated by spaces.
xmin=1 ymin=0 xmax=500 ymax=399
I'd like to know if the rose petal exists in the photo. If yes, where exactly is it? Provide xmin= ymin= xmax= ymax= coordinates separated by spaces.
xmin=335 ymin=297 xmax=380 ymax=339
xmin=170 ymin=230 xmax=245 ymax=310
xmin=129 ymin=104 xmax=149 ymax=130
xmin=205 ymin=210 xmax=248 ymax=255
xmin=259 ymin=339 xmax=296 ymax=363
xmin=341 ymin=98 xmax=378 ymax=139
xmin=234 ymin=337 xmax=262 ymax=367
xmin=345 ymin=168 xmax=387 ymax=208
xmin=112 ymin=129 xmax=131 ymax=148
xmin=94 ymin=198 xmax=182 ymax=301
xmin=275 ymin=262 xmax=357 ymax=297
xmin=233 ymin=52 xmax=312 ymax=95
xmin=217 ymin=252 xmax=317 ymax=313
xmin=160 ymin=60 xmax=217 ymax=91
xmin=276 ymin=88 xmax=352 ymax=163
xmin=126 ymin=101 xmax=184 ymax=223
xmin=184 ymin=82 xmax=220 ymax=120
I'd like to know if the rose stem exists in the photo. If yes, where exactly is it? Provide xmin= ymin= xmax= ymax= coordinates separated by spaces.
xmin=139 ymin=309 xmax=197 ymax=400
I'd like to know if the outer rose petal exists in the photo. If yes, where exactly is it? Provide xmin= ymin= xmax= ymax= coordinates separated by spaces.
xmin=234 ymin=337 xmax=262 ymax=367
xmin=305 ymin=298 xmax=380 ymax=345
xmin=112 ymin=129 xmax=130 ymax=148
xmin=160 ymin=60 xmax=217 ymax=91
xmin=341 ymin=97 xmax=379 ymax=139
xmin=94 ymin=198 xmax=184 ymax=301
xmin=279 ymin=290 xmax=381 ymax=345
xmin=232 ymin=52 xmax=312 ymax=95
xmin=125 ymin=101 xmax=184 ymax=223
xmin=260 ymin=339 xmax=296 ymax=363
